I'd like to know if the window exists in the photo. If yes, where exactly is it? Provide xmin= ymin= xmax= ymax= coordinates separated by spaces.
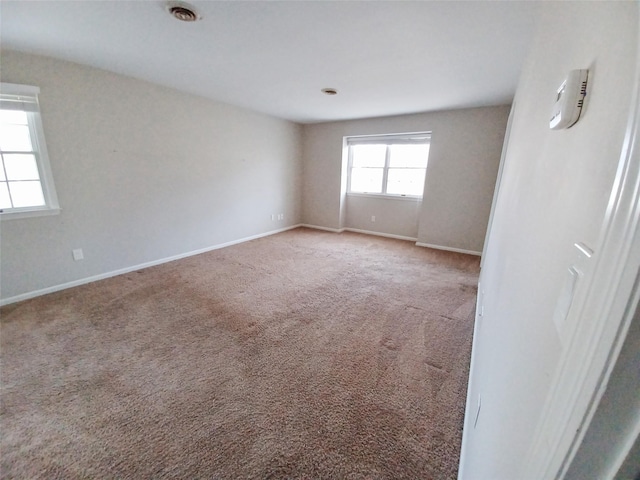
xmin=347 ymin=133 xmax=431 ymax=198
xmin=0 ymin=83 xmax=59 ymax=219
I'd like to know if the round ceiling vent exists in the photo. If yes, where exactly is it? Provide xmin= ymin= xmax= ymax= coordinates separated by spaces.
xmin=167 ymin=2 xmax=201 ymax=22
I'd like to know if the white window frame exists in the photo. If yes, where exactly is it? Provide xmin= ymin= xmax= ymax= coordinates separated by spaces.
xmin=0 ymin=82 xmax=60 ymax=220
xmin=346 ymin=132 xmax=431 ymax=199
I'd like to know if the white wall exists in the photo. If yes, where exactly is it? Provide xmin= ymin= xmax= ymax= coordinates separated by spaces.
xmin=0 ymin=50 xmax=302 ymax=302
xmin=459 ymin=2 xmax=638 ymax=478
xmin=301 ymin=106 xmax=509 ymax=251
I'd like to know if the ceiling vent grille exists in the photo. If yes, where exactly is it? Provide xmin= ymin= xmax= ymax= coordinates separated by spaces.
xmin=167 ymin=2 xmax=200 ymax=22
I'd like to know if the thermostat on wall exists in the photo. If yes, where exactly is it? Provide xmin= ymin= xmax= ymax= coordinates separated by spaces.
xmin=550 ymin=69 xmax=588 ymax=130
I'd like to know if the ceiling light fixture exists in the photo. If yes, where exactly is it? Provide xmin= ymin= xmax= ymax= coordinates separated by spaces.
xmin=167 ymin=2 xmax=201 ymax=22
xmin=322 ymin=88 xmax=338 ymax=96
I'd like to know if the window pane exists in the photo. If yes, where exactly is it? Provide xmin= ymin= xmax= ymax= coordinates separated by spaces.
xmin=8 ymin=180 xmax=45 ymax=207
xmin=350 ymin=167 xmax=383 ymax=193
xmin=386 ymin=168 xmax=426 ymax=196
xmin=4 ymin=154 xmax=40 ymax=180
xmin=0 ymin=124 xmax=33 ymax=152
xmin=351 ymin=144 xmax=386 ymax=168
xmin=0 ymin=158 xmax=5 ymax=181
xmin=0 ymin=110 xmax=28 ymax=125
xmin=389 ymin=144 xmax=430 ymax=168
xmin=0 ymin=182 xmax=11 ymax=208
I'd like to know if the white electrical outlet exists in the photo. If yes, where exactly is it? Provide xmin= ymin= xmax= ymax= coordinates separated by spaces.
xmin=278 ymin=213 xmax=284 ymax=220
xmin=72 ymin=248 xmax=84 ymax=261
xmin=371 ymin=215 xmax=376 ymax=222
xmin=271 ymin=214 xmax=275 ymax=221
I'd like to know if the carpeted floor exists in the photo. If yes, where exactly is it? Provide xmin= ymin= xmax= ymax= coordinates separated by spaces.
xmin=1 ymin=228 xmax=480 ymax=479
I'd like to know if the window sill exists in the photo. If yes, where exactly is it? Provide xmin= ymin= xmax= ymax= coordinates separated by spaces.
xmin=1 ymin=207 xmax=61 ymax=220
xmin=346 ymin=192 xmax=422 ymax=202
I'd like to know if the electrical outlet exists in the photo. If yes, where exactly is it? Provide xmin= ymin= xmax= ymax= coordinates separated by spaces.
xmin=271 ymin=214 xmax=275 ymax=221
xmin=72 ymin=248 xmax=84 ymax=261
xmin=278 ymin=213 xmax=284 ymax=220
xmin=371 ymin=215 xmax=376 ymax=222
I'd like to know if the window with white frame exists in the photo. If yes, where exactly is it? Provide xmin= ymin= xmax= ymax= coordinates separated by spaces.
xmin=346 ymin=133 xmax=431 ymax=198
xmin=0 ymin=83 xmax=59 ymax=219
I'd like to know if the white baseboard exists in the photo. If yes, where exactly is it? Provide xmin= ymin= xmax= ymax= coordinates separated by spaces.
xmin=343 ymin=227 xmax=417 ymax=242
xmin=299 ymin=224 xmax=345 ymax=233
xmin=2 ymin=225 xmax=481 ymax=306
xmin=301 ymin=224 xmax=417 ymax=242
xmin=0 ymin=224 xmax=303 ymax=306
xmin=415 ymin=242 xmax=482 ymax=256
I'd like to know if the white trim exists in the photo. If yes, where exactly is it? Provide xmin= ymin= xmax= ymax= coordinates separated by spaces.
xmin=0 ymin=224 xmax=302 ymax=306
xmin=480 ymin=101 xmax=516 ymax=268
xmin=346 ymin=132 xmax=432 ymax=145
xmin=0 ymin=207 xmax=60 ymax=220
xmin=1 ymin=223 xmax=479 ymax=305
xmin=343 ymin=227 xmax=417 ymax=242
xmin=301 ymin=223 xmax=417 ymax=241
xmin=299 ymin=223 xmax=345 ymax=233
xmin=29 ymin=107 xmax=60 ymax=211
xmin=415 ymin=241 xmax=482 ymax=256
xmin=300 ymin=229 xmax=480 ymax=251
xmin=346 ymin=192 xmax=422 ymax=202
xmin=0 ymin=82 xmax=40 ymax=96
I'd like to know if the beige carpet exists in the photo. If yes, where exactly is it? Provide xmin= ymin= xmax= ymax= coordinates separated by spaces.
xmin=1 ymin=228 xmax=480 ymax=479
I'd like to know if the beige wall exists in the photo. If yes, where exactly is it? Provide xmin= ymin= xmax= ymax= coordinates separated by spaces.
xmin=345 ymin=196 xmax=421 ymax=239
xmin=301 ymin=106 xmax=509 ymax=251
xmin=0 ymin=51 xmax=508 ymax=301
xmin=0 ymin=50 xmax=302 ymax=301
xmin=459 ymin=2 xmax=638 ymax=478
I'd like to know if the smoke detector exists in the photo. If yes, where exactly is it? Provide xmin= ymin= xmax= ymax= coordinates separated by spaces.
xmin=167 ymin=2 xmax=201 ymax=22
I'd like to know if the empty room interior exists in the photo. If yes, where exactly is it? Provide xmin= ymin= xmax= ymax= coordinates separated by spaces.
xmin=1 ymin=1 xmax=639 ymax=479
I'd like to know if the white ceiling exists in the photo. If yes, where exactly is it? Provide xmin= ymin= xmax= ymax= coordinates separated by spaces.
xmin=0 ymin=1 xmax=538 ymax=124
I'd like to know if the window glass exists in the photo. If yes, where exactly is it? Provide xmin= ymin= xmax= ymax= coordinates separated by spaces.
xmin=0 ymin=110 xmax=28 ymax=125
xmin=0 ymin=111 xmax=45 ymax=210
xmin=4 ymin=154 xmax=40 ymax=180
xmin=389 ymin=144 xmax=430 ymax=168
xmin=8 ymin=181 xmax=45 ymax=208
xmin=0 ymin=124 xmax=33 ymax=152
xmin=386 ymin=168 xmax=426 ymax=196
xmin=351 ymin=144 xmax=386 ymax=168
xmin=0 ymin=182 xmax=11 ymax=209
xmin=350 ymin=167 xmax=384 ymax=193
